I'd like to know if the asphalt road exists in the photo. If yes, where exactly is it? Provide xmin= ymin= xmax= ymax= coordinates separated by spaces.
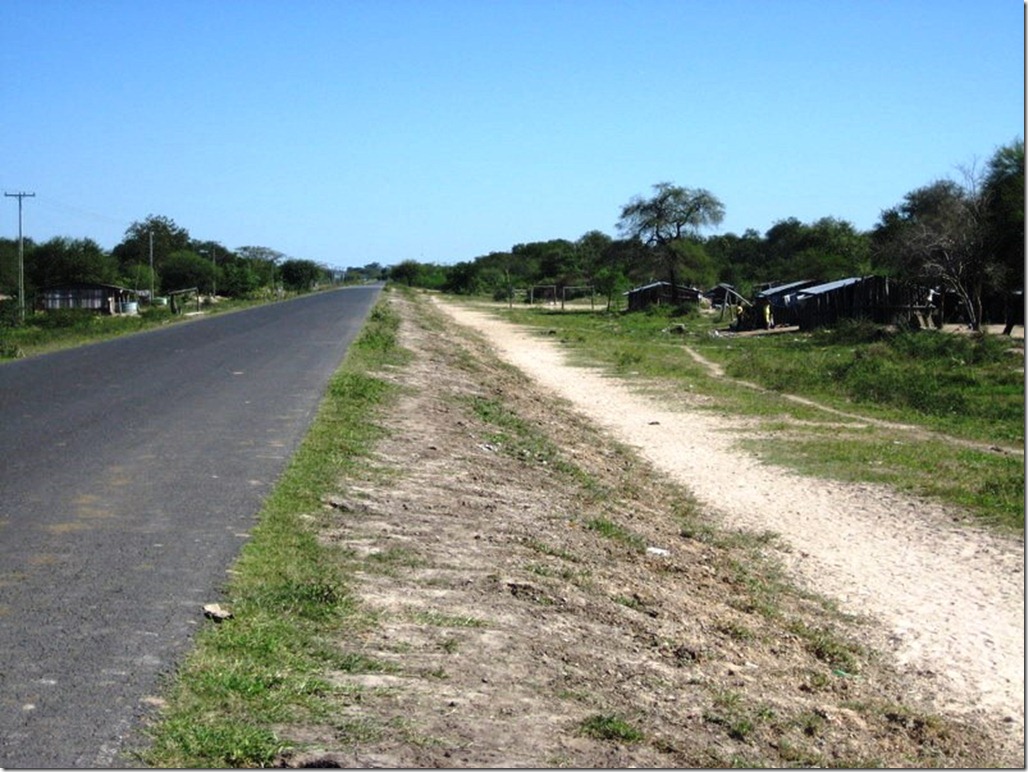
xmin=0 ymin=284 xmax=382 ymax=768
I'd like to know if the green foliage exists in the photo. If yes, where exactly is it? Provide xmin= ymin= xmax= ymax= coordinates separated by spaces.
xmin=162 ymin=249 xmax=213 ymax=292
xmin=145 ymin=717 xmax=282 ymax=768
xmin=279 ymin=258 xmax=326 ymax=292
xmin=585 ymin=517 xmax=645 ymax=551
xmin=738 ymin=325 xmax=1023 ymax=429
xmin=983 ymin=138 xmax=1025 ymax=293
xmin=28 ymin=236 xmax=118 ymax=288
xmin=27 ymin=308 xmax=98 ymax=331
xmin=578 ymin=713 xmax=644 ymax=743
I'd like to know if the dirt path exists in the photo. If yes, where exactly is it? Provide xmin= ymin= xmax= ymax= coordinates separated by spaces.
xmin=433 ymin=298 xmax=1025 ymax=753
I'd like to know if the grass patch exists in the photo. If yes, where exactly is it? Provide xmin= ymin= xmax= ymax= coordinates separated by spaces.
xmin=139 ymin=295 xmax=404 ymax=768
xmin=747 ymin=430 xmax=1024 ymax=531
xmin=787 ymin=620 xmax=864 ymax=674
xmin=408 ymin=610 xmax=488 ymax=628
xmin=578 ymin=713 xmax=644 ymax=744
xmin=584 ymin=516 xmax=646 ymax=551
xmin=463 ymin=395 xmax=572 ymax=471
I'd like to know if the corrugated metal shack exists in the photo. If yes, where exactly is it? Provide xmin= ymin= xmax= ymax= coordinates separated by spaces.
xmin=625 ymin=281 xmax=702 ymax=312
xmin=793 ymin=275 xmax=932 ymax=331
xmin=755 ymin=279 xmax=819 ymax=327
xmin=39 ymin=283 xmax=138 ymax=314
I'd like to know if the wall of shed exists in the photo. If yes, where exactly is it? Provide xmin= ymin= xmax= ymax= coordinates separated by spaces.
xmin=795 ymin=277 xmax=931 ymax=331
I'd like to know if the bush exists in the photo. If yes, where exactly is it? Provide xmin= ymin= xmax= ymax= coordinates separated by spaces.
xmin=30 ymin=309 xmax=97 ymax=330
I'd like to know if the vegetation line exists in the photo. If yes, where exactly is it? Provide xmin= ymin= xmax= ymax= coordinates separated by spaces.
xmin=138 ymin=297 xmax=405 ymax=768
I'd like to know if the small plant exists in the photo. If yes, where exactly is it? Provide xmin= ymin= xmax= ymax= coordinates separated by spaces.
xmin=410 ymin=610 xmax=487 ymax=628
xmin=579 ymin=713 xmax=644 ymax=743
xmin=585 ymin=517 xmax=644 ymax=550
xmin=787 ymin=621 xmax=862 ymax=673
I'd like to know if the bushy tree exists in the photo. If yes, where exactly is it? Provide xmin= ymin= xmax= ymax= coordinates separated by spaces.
xmin=441 ymin=260 xmax=483 ymax=295
xmin=0 ymin=237 xmax=33 ymax=296
xmin=162 ymin=249 xmax=213 ymax=293
xmin=113 ymin=214 xmax=191 ymax=278
xmin=28 ymin=237 xmax=117 ymax=289
xmin=617 ymin=182 xmax=725 ymax=298
xmin=390 ymin=260 xmax=422 ymax=287
xmin=873 ymin=177 xmax=987 ymax=329
xmin=279 ymin=258 xmax=324 ymax=291
xmin=982 ymin=139 xmax=1025 ymax=296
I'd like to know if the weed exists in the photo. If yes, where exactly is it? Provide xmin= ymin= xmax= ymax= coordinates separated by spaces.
xmin=584 ymin=517 xmax=645 ymax=550
xmin=365 ymin=546 xmax=425 ymax=575
xmin=717 ymin=620 xmax=755 ymax=641
xmin=409 ymin=610 xmax=487 ymax=628
xmin=524 ymin=539 xmax=580 ymax=562
xmin=788 ymin=620 xmax=862 ymax=673
xmin=578 ymin=713 xmax=644 ymax=743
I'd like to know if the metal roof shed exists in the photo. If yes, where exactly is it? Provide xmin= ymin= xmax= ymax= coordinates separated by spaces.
xmin=793 ymin=276 xmax=931 ymax=331
xmin=624 ymin=281 xmax=702 ymax=312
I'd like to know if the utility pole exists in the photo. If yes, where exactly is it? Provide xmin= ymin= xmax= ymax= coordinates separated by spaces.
xmin=4 ymin=191 xmax=35 ymax=322
xmin=149 ymin=230 xmax=154 ymax=304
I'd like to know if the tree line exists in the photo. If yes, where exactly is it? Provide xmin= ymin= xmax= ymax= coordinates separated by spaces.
xmin=390 ymin=140 xmax=1024 ymax=330
xmin=0 ymin=214 xmax=384 ymax=320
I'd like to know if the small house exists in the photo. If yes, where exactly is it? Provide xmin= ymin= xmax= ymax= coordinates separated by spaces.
xmin=625 ymin=281 xmax=702 ymax=312
xmin=39 ymin=283 xmax=138 ymax=314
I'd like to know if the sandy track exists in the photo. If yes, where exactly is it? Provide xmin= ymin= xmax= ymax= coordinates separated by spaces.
xmin=434 ymin=298 xmax=1025 ymax=754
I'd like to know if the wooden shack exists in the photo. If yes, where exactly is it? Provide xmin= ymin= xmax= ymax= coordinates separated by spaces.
xmin=793 ymin=276 xmax=932 ymax=331
xmin=625 ymin=281 xmax=702 ymax=312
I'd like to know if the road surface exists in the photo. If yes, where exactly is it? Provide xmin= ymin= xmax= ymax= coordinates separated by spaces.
xmin=0 ymin=285 xmax=381 ymax=767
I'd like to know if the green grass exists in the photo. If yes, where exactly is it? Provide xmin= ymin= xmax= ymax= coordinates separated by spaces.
xmin=584 ymin=516 xmax=646 ymax=551
xmin=745 ymin=430 xmax=1025 ymax=531
xmin=578 ymin=713 xmax=645 ymax=744
xmin=139 ymin=296 xmax=406 ymax=768
xmin=483 ymin=302 xmax=1024 ymax=531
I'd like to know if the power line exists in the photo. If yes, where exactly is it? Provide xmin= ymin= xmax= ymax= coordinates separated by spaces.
xmin=4 ymin=191 xmax=35 ymax=322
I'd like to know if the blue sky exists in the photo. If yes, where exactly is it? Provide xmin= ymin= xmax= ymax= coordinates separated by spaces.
xmin=1 ymin=0 xmax=1022 ymax=269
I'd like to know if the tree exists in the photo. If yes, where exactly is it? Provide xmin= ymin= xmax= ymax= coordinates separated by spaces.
xmin=982 ymin=139 xmax=1025 ymax=295
xmin=161 ymin=249 xmax=213 ymax=293
xmin=390 ymin=259 xmax=422 ymax=287
xmin=237 ymin=245 xmax=286 ymax=291
xmin=704 ymin=229 xmax=764 ymax=288
xmin=441 ymin=260 xmax=483 ymax=295
xmin=279 ymin=258 xmax=324 ymax=292
xmin=28 ymin=237 xmax=117 ymax=289
xmin=670 ymin=240 xmax=717 ymax=288
xmin=872 ymin=175 xmax=989 ymax=330
xmin=618 ymin=182 xmax=725 ymax=245
xmin=617 ymin=182 xmax=724 ymax=299
xmin=575 ymin=230 xmax=613 ymax=284
xmin=113 ymin=214 xmax=191 ymax=278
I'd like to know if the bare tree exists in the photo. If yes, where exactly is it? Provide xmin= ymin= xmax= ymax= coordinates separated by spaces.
xmin=874 ymin=168 xmax=990 ymax=330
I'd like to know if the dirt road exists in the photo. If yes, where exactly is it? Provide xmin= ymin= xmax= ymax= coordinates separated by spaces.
xmin=281 ymin=292 xmax=1022 ymax=768
xmin=432 ymin=299 xmax=1024 ymax=752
